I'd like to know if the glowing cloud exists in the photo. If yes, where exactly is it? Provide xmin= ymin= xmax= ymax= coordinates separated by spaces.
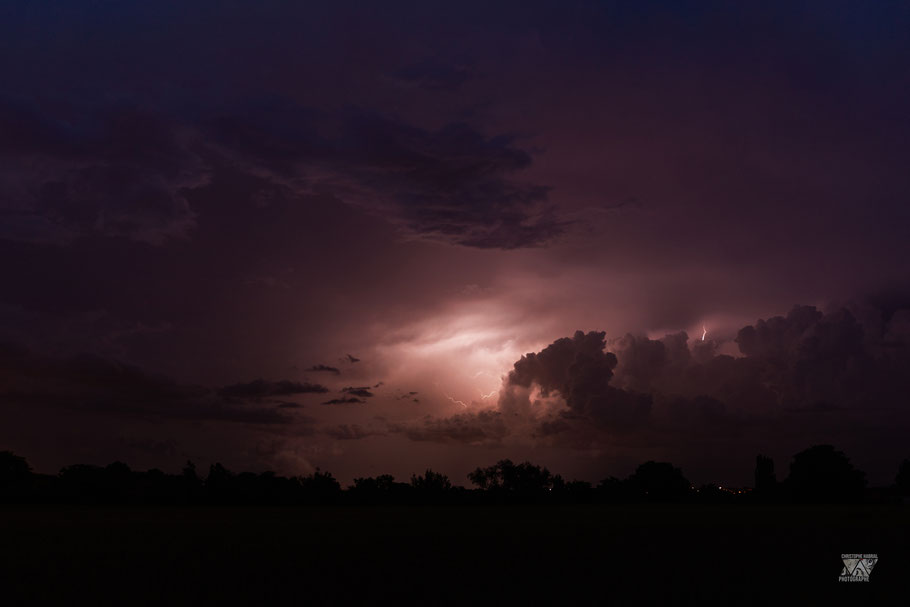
xmin=373 ymin=300 xmax=549 ymax=411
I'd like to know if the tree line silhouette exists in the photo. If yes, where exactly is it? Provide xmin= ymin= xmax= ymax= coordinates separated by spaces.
xmin=1 ymin=445 xmax=908 ymax=505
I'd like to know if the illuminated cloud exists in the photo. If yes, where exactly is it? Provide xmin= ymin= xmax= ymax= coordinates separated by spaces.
xmin=396 ymin=303 xmax=910 ymax=481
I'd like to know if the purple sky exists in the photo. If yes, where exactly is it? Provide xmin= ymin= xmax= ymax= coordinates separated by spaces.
xmin=2 ymin=1 xmax=910 ymax=486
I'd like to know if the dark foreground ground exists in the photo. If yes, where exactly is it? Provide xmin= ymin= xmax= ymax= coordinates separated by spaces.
xmin=1 ymin=504 xmax=907 ymax=605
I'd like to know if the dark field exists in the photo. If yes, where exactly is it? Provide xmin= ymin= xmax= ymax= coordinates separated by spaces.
xmin=2 ymin=504 xmax=907 ymax=605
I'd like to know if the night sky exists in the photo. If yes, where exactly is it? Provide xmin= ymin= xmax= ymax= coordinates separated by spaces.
xmin=3 ymin=1 xmax=910 ymax=486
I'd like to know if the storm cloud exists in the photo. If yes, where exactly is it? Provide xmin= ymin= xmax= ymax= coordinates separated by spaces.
xmin=393 ymin=410 xmax=508 ymax=445
xmin=503 ymin=330 xmax=652 ymax=432
xmin=0 ymin=102 xmax=205 ymax=245
xmin=307 ymin=364 xmax=341 ymax=375
xmin=3 ymin=2 xmax=910 ymax=485
xmin=323 ymin=424 xmax=386 ymax=440
xmin=322 ymin=397 xmax=365 ymax=405
xmin=399 ymin=301 xmax=910 ymax=483
xmin=220 ymin=379 xmax=329 ymax=399
xmin=342 ymin=386 xmax=375 ymax=399
xmin=0 ymin=342 xmax=296 ymax=425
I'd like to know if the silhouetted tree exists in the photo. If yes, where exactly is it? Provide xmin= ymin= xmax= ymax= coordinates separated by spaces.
xmin=234 ymin=471 xmax=261 ymax=503
xmin=300 ymin=468 xmax=341 ymax=503
xmin=0 ymin=451 xmax=32 ymax=498
xmin=133 ymin=468 xmax=174 ymax=504
xmin=409 ymin=469 xmax=453 ymax=503
xmin=1 ymin=446 xmax=902 ymax=506
xmin=206 ymin=462 xmax=235 ymax=502
xmin=468 ymin=459 xmax=555 ymax=497
xmin=596 ymin=476 xmax=626 ymax=502
xmin=895 ymin=459 xmax=910 ymax=496
xmin=255 ymin=470 xmax=304 ymax=505
xmin=352 ymin=474 xmax=398 ymax=493
xmin=105 ymin=461 xmax=133 ymax=501
xmin=784 ymin=445 xmax=866 ymax=503
xmin=626 ymin=461 xmax=690 ymax=501
xmin=0 ymin=451 xmax=31 ymax=481
xmin=181 ymin=460 xmax=203 ymax=501
xmin=182 ymin=460 xmax=199 ymax=483
xmin=59 ymin=464 xmax=109 ymax=502
xmin=754 ymin=454 xmax=777 ymax=498
xmin=348 ymin=474 xmax=410 ymax=503
xmin=411 ymin=469 xmax=452 ymax=492
xmin=695 ymin=484 xmax=732 ymax=503
xmin=553 ymin=478 xmax=595 ymax=503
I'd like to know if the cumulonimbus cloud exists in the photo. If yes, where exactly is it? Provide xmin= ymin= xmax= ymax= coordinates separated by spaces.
xmin=397 ymin=302 xmax=910 ymax=458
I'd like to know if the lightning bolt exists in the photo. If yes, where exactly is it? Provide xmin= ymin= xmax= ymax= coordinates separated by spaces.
xmin=433 ymin=382 xmax=469 ymax=408
xmin=444 ymin=392 xmax=468 ymax=408
xmin=702 ymin=324 xmax=707 ymax=341
xmin=480 ymin=389 xmax=498 ymax=400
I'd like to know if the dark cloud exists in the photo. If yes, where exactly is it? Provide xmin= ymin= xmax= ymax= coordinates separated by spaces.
xmin=323 ymin=424 xmax=386 ymax=440
xmin=605 ymin=304 xmax=909 ymax=414
xmin=506 ymin=330 xmax=651 ymax=431
xmin=0 ymin=344 xmax=292 ymax=425
xmin=118 ymin=437 xmax=180 ymax=458
xmin=392 ymin=60 xmax=472 ymax=91
xmin=322 ymin=397 xmax=365 ymax=405
xmin=509 ymin=330 xmax=616 ymax=396
xmin=609 ymin=333 xmax=671 ymax=394
xmin=729 ymin=305 xmax=901 ymax=409
xmin=342 ymin=386 xmax=374 ymax=398
xmin=219 ymin=379 xmax=328 ymax=399
xmin=345 ymin=354 xmax=361 ymax=363
xmin=336 ymin=117 xmax=561 ymax=249
xmin=307 ymin=364 xmax=341 ymax=375
xmin=2 ymin=95 xmax=559 ymax=251
xmin=735 ymin=305 xmax=826 ymax=361
xmin=0 ymin=102 xmax=204 ymax=245
xmin=276 ymin=402 xmax=302 ymax=409
xmin=394 ymin=410 xmax=508 ymax=445
xmin=203 ymin=110 xmax=561 ymax=249
xmin=566 ymin=305 xmax=910 ymax=459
